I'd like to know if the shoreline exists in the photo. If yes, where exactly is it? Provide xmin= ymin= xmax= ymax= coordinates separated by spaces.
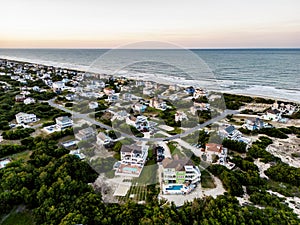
xmin=0 ymin=55 xmax=299 ymax=104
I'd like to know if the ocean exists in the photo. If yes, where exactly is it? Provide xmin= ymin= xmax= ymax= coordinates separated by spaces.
xmin=0 ymin=48 xmax=299 ymax=102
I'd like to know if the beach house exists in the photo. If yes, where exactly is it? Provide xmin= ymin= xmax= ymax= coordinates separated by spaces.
xmin=96 ymin=132 xmax=112 ymax=146
xmin=204 ymin=143 xmax=228 ymax=165
xmin=15 ymin=94 xmax=25 ymax=102
xmin=193 ymin=88 xmax=206 ymax=99
xmin=52 ymin=81 xmax=65 ymax=93
xmin=55 ymin=116 xmax=73 ymax=130
xmin=162 ymin=155 xmax=201 ymax=194
xmin=15 ymin=112 xmax=38 ymax=124
xmin=219 ymin=125 xmax=242 ymax=140
xmin=135 ymin=116 xmax=150 ymax=132
xmin=114 ymin=144 xmax=149 ymax=177
xmin=23 ymin=97 xmax=36 ymax=105
xmin=120 ymin=144 xmax=148 ymax=166
xmin=272 ymin=101 xmax=298 ymax=115
xmin=126 ymin=115 xmax=150 ymax=132
xmin=132 ymin=103 xmax=147 ymax=113
xmin=243 ymin=118 xmax=272 ymax=131
xmin=149 ymin=98 xmax=167 ymax=110
xmin=262 ymin=109 xmax=282 ymax=121
xmin=75 ymin=127 xmax=96 ymax=141
xmin=175 ymin=111 xmax=188 ymax=122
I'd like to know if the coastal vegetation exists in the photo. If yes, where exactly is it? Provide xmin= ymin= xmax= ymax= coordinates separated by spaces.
xmin=222 ymin=138 xmax=247 ymax=153
xmin=2 ymin=128 xmax=35 ymax=140
xmin=265 ymin=163 xmax=300 ymax=186
xmin=0 ymin=58 xmax=300 ymax=224
xmin=0 ymin=144 xmax=27 ymax=158
xmin=239 ymin=127 xmax=290 ymax=139
xmin=247 ymin=137 xmax=280 ymax=163
xmin=224 ymin=93 xmax=275 ymax=110
xmin=0 ymin=90 xmax=69 ymax=130
xmin=1 ymin=138 xmax=299 ymax=225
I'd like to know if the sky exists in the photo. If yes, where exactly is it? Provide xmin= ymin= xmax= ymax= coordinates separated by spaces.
xmin=1 ymin=0 xmax=300 ymax=48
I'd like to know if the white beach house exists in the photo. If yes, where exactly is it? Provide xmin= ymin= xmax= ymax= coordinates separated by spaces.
xmin=15 ymin=112 xmax=38 ymax=124
xmin=55 ymin=116 xmax=73 ymax=129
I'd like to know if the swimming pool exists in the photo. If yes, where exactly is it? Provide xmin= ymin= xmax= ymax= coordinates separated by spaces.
xmin=123 ymin=167 xmax=138 ymax=173
xmin=166 ymin=185 xmax=183 ymax=191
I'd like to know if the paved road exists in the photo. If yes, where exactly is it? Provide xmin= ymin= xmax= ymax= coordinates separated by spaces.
xmin=47 ymin=99 xmax=238 ymax=142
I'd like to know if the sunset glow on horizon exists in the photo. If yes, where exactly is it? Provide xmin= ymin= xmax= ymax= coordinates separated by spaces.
xmin=1 ymin=0 xmax=300 ymax=48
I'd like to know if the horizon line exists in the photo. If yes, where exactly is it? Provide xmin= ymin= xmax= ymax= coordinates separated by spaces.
xmin=1 ymin=47 xmax=300 ymax=50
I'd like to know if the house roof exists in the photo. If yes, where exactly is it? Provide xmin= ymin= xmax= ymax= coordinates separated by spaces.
xmin=97 ymin=132 xmax=110 ymax=141
xmin=162 ymin=157 xmax=193 ymax=171
xmin=78 ymin=127 xmax=95 ymax=135
xmin=225 ymin=125 xmax=235 ymax=134
xmin=205 ymin=143 xmax=223 ymax=153
xmin=56 ymin=116 xmax=71 ymax=123
xmin=16 ymin=112 xmax=35 ymax=117
xmin=15 ymin=94 xmax=25 ymax=98
xmin=121 ymin=145 xmax=143 ymax=153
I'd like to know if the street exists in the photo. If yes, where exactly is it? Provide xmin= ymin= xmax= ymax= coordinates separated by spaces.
xmin=47 ymin=98 xmax=238 ymax=142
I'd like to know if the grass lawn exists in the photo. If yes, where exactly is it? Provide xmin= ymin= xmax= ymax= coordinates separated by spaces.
xmin=167 ymin=141 xmax=177 ymax=154
xmin=171 ymin=148 xmax=185 ymax=158
xmin=167 ymin=127 xmax=182 ymax=135
xmin=133 ymin=164 xmax=158 ymax=186
xmin=201 ymin=170 xmax=216 ymax=189
xmin=1 ymin=209 xmax=35 ymax=225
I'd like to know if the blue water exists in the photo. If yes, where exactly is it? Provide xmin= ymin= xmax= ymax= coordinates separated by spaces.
xmin=0 ymin=48 xmax=299 ymax=102
xmin=166 ymin=185 xmax=183 ymax=191
xmin=123 ymin=167 xmax=138 ymax=172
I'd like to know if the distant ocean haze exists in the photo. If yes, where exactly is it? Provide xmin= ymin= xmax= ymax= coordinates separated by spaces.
xmin=0 ymin=48 xmax=299 ymax=102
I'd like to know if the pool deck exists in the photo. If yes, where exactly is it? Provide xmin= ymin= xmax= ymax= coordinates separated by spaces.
xmin=115 ymin=163 xmax=143 ymax=177
xmin=159 ymin=176 xmax=226 ymax=206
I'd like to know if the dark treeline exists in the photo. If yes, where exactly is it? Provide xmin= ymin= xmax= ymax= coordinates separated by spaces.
xmin=1 ymin=134 xmax=299 ymax=224
xmin=222 ymin=138 xmax=247 ymax=153
xmin=2 ymin=128 xmax=35 ymax=140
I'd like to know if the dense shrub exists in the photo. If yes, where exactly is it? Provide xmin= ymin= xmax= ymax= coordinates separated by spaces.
xmin=0 ymin=144 xmax=27 ymax=158
xmin=259 ymin=128 xmax=288 ymax=139
xmin=222 ymin=139 xmax=247 ymax=153
xmin=265 ymin=163 xmax=300 ymax=186
xmin=2 ymin=128 xmax=35 ymax=140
